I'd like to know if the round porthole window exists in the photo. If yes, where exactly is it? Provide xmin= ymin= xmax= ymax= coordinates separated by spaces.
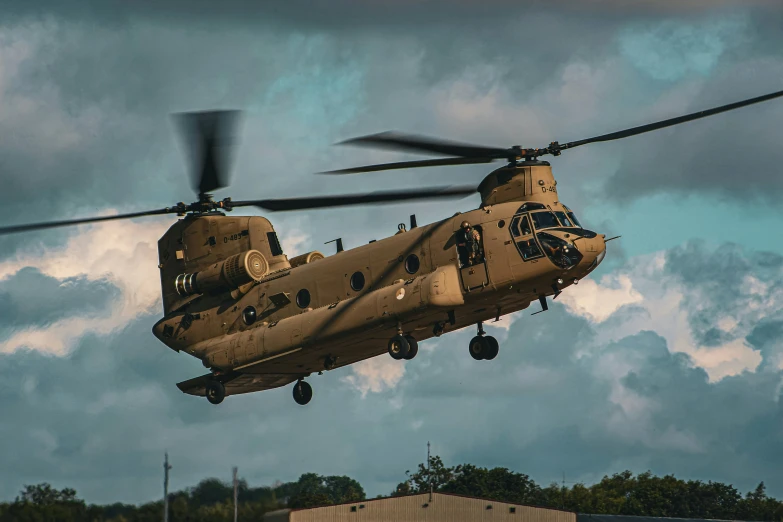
xmin=405 ymin=254 xmax=420 ymax=274
xmin=296 ymin=289 xmax=311 ymax=308
xmin=497 ymin=219 xmax=506 ymax=228
xmin=242 ymin=306 xmax=257 ymax=325
xmin=350 ymin=271 xmax=365 ymax=291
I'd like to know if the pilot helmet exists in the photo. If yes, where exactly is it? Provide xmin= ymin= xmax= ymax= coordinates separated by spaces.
xmin=461 ymin=220 xmax=471 ymax=229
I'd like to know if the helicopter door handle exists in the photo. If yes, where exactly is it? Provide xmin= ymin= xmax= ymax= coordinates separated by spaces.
xmin=504 ymin=240 xmax=512 ymax=245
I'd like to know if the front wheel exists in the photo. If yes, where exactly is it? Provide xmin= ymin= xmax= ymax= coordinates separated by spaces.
xmin=403 ymin=336 xmax=419 ymax=360
xmin=388 ymin=334 xmax=410 ymax=360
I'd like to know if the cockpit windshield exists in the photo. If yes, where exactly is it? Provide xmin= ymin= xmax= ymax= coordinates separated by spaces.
xmin=530 ymin=211 xmax=559 ymax=230
xmin=554 ymin=211 xmax=573 ymax=227
xmin=563 ymin=205 xmax=583 ymax=228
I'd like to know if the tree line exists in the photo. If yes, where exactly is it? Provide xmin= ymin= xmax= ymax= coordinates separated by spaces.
xmin=2 ymin=455 xmax=782 ymax=521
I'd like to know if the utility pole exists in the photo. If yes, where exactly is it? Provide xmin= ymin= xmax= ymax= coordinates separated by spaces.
xmin=561 ymin=471 xmax=565 ymax=510
xmin=163 ymin=452 xmax=172 ymax=522
xmin=233 ymin=467 xmax=238 ymax=522
xmin=427 ymin=441 xmax=432 ymax=502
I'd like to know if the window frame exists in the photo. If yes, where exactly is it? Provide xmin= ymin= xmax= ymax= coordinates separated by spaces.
xmin=509 ymin=212 xmax=544 ymax=262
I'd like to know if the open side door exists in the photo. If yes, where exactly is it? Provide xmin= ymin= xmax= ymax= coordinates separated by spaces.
xmin=453 ymin=223 xmax=489 ymax=292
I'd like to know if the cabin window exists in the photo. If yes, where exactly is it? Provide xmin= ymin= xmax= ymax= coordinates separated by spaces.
xmin=296 ymin=289 xmax=311 ymax=308
xmin=267 ymin=232 xmax=284 ymax=256
xmin=530 ymin=211 xmax=559 ymax=230
xmin=350 ymin=271 xmax=365 ymax=291
xmin=405 ymin=254 xmax=420 ymax=274
xmin=554 ymin=211 xmax=573 ymax=227
xmin=242 ymin=306 xmax=257 ymax=325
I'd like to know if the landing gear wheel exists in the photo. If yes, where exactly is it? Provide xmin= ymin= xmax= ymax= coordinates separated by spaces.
xmin=403 ymin=335 xmax=419 ymax=360
xmin=293 ymin=380 xmax=313 ymax=406
xmin=469 ymin=336 xmax=488 ymax=360
xmin=483 ymin=336 xmax=499 ymax=360
xmin=205 ymin=380 xmax=225 ymax=405
xmin=388 ymin=334 xmax=410 ymax=360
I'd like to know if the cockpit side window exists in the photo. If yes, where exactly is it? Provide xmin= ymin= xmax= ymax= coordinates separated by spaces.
xmin=509 ymin=214 xmax=542 ymax=260
xmin=510 ymin=216 xmax=521 ymax=238
xmin=530 ymin=211 xmax=559 ymax=230
xmin=520 ymin=215 xmax=532 ymax=235
xmin=554 ymin=211 xmax=573 ymax=227
xmin=517 ymin=238 xmax=543 ymax=260
xmin=510 ymin=215 xmax=533 ymax=238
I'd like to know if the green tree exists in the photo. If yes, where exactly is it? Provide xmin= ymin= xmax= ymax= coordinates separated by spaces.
xmin=189 ymin=477 xmax=234 ymax=507
xmin=0 ymin=483 xmax=87 ymax=522
xmin=282 ymin=472 xmax=366 ymax=509
xmin=393 ymin=455 xmax=454 ymax=495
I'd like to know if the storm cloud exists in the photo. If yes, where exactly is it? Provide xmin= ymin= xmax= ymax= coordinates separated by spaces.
xmin=0 ymin=267 xmax=118 ymax=333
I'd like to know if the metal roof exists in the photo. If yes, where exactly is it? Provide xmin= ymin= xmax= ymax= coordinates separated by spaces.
xmin=578 ymin=514 xmax=756 ymax=522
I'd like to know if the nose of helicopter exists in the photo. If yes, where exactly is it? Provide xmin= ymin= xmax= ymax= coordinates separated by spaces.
xmin=577 ymin=234 xmax=607 ymax=275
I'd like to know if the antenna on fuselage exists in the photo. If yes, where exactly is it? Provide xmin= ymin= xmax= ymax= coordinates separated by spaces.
xmin=325 ymin=238 xmax=344 ymax=253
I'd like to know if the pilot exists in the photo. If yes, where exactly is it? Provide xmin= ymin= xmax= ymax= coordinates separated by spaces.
xmin=456 ymin=221 xmax=481 ymax=266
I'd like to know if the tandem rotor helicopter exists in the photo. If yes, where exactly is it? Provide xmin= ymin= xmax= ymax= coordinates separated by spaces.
xmin=2 ymin=88 xmax=782 ymax=406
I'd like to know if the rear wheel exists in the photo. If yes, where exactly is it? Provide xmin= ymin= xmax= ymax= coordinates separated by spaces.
xmin=293 ymin=380 xmax=313 ymax=406
xmin=469 ymin=336 xmax=487 ymax=360
xmin=388 ymin=334 xmax=410 ymax=360
xmin=205 ymin=380 xmax=225 ymax=405
xmin=483 ymin=336 xmax=499 ymax=360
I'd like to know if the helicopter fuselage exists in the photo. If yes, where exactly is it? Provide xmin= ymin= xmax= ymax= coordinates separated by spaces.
xmin=152 ymin=162 xmax=607 ymax=399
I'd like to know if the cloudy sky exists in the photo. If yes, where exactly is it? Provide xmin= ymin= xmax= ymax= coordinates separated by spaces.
xmin=1 ymin=0 xmax=783 ymax=505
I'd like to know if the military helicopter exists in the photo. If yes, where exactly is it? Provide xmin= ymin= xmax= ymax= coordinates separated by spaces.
xmin=1 ymin=88 xmax=782 ymax=406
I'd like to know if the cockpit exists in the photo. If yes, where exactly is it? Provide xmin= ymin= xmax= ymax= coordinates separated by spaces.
xmin=508 ymin=202 xmax=593 ymax=270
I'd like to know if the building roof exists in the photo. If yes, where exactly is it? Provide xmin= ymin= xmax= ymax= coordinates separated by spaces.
xmin=577 ymin=514 xmax=755 ymax=522
xmin=288 ymin=491 xmax=577 ymax=514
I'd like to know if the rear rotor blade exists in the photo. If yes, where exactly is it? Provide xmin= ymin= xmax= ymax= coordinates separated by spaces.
xmin=320 ymin=156 xmax=496 ymax=174
xmin=558 ymin=87 xmax=783 ymax=152
xmin=233 ymin=186 xmax=476 ymax=212
xmin=338 ymin=131 xmax=509 ymax=158
xmin=173 ymin=110 xmax=242 ymax=196
xmin=0 ymin=207 xmax=178 ymax=236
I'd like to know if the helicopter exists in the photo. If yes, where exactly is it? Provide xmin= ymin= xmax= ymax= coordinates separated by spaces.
xmin=1 ymin=88 xmax=782 ymax=406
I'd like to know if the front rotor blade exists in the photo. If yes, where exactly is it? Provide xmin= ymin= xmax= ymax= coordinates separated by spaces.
xmin=320 ymin=156 xmax=496 ymax=174
xmin=0 ymin=207 xmax=176 ymax=236
xmin=173 ymin=110 xmax=242 ymax=196
xmin=560 ymin=87 xmax=783 ymax=151
xmin=233 ymin=186 xmax=476 ymax=212
xmin=338 ymin=131 xmax=509 ymax=158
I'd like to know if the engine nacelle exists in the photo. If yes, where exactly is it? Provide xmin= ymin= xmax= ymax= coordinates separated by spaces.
xmin=288 ymin=250 xmax=325 ymax=268
xmin=175 ymin=250 xmax=268 ymax=297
